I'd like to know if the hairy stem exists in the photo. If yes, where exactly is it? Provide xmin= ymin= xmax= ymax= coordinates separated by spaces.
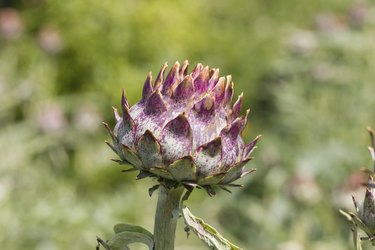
xmin=153 ymin=185 xmax=184 ymax=250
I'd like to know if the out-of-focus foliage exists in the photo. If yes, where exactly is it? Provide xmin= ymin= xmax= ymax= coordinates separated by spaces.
xmin=219 ymin=2 xmax=375 ymax=250
xmin=0 ymin=0 xmax=374 ymax=249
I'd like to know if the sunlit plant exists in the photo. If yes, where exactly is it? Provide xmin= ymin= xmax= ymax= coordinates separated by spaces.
xmin=340 ymin=127 xmax=375 ymax=250
xmin=98 ymin=61 xmax=260 ymax=250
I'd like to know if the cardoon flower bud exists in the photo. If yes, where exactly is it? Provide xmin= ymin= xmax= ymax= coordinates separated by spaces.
xmin=104 ymin=61 xmax=260 ymax=194
xmin=359 ymin=176 xmax=375 ymax=232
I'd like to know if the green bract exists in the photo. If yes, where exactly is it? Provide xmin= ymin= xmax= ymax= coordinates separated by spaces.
xmin=104 ymin=61 xmax=260 ymax=194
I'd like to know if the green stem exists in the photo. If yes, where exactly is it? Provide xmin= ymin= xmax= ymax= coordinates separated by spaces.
xmin=153 ymin=185 xmax=184 ymax=250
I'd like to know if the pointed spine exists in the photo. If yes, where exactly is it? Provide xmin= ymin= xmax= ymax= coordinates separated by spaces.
xmin=142 ymin=72 xmax=153 ymax=100
xmin=212 ymin=77 xmax=226 ymax=107
xmin=154 ymin=62 xmax=168 ymax=89
xmin=112 ymin=107 xmax=121 ymax=122
xmin=121 ymin=102 xmax=134 ymax=127
xmin=231 ymin=93 xmax=243 ymax=120
xmin=103 ymin=122 xmax=117 ymax=143
xmin=122 ymin=89 xmax=129 ymax=108
xmin=208 ymin=68 xmax=220 ymax=90
xmin=179 ymin=60 xmax=189 ymax=80
xmin=223 ymin=76 xmax=233 ymax=108
xmin=191 ymin=63 xmax=203 ymax=79
xmin=194 ymin=66 xmax=210 ymax=94
xmin=243 ymin=135 xmax=261 ymax=160
xmin=162 ymin=61 xmax=180 ymax=96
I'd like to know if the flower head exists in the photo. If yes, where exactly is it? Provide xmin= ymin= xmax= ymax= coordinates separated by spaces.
xmin=104 ymin=61 xmax=260 ymax=195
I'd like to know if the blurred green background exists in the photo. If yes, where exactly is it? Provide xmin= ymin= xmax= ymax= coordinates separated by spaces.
xmin=1 ymin=0 xmax=375 ymax=249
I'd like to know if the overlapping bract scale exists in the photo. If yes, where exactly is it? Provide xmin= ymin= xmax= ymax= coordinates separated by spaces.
xmin=105 ymin=61 xmax=260 ymax=192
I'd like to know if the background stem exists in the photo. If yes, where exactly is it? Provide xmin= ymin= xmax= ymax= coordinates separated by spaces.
xmin=153 ymin=185 xmax=184 ymax=250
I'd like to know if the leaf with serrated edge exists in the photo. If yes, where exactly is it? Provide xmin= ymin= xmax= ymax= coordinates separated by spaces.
xmin=182 ymin=206 xmax=242 ymax=250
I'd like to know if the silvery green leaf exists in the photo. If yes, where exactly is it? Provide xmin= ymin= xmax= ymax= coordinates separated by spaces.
xmin=182 ymin=206 xmax=242 ymax=250
xmin=113 ymin=223 xmax=153 ymax=239
xmin=350 ymin=213 xmax=373 ymax=237
xmin=352 ymin=225 xmax=362 ymax=250
xmin=340 ymin=210 xmax=363 ymax=250
xmin=99 ymin=224 xmax=154 ymax=250
xmin=107 ymin=232 xmax=153 ymax=250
